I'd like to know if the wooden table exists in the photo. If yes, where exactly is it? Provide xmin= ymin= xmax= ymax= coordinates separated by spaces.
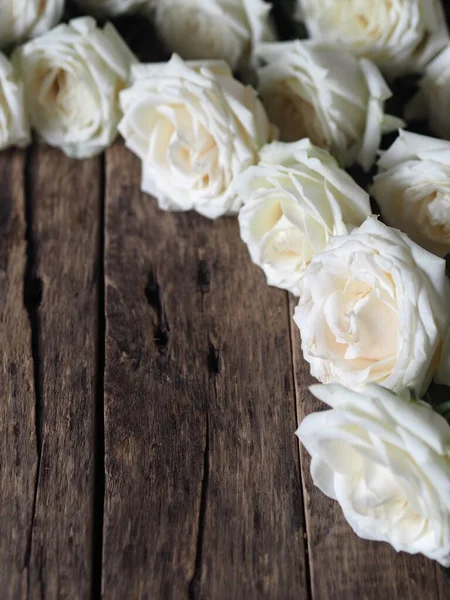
xmin=1 ymin=141 xmax=448 ymax=600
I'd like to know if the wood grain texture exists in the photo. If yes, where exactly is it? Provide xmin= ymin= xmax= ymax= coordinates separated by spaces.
xmin=25 ymin=147 xmax=101 ymax=598
xmin=103 ymin=143 xmax=207 ymax=599
xmin=0 ymin=150 xmax=37 ymax=599
xmin=288 ymin=296 xmax=449 ymax=600
xmin=103 ymin=142 xmax=308 ymax=599
xmin=193 ymin=216 xmax=307 ymax=599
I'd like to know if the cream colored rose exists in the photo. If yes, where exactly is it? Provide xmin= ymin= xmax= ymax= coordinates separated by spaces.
xmin=0 ymin=53 xmax=30 ymax=150
xmin=407 ymin=44 xmax=450 ymax=141
xmin=12 ymin=17 xmax=136 ymax=159
xmin=237 ymin=139 xmax=371 ymax=295
xmin=371 ymin=131 xmax=450 ymax=258
xmin=119 ymin=54 xmax=275 ymax=219
xmin=294 ymin=217 xmax=450 ymax=394
xmin=297 ymin=383 xmax=450 ymax=566
xmin=151 ymin=0 xmax=275 ymax=72
xmin=0 ymin=0 xmax=64 ymax=49
xmin=297 ymin=0 xmax=449 ymax=78
xmin=73 ymin=0 xmax=147 ymax=17
xmin=256 ymin=41 xmax=401 ymax=171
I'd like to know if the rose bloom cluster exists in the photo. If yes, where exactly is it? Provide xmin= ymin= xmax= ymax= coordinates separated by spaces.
xmin=1 ymin=0 xmax=450 ymax=570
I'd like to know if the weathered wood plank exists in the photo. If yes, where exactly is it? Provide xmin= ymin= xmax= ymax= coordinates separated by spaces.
xmin=25 ymin=147 xmax=101 ymax=598
xmin=289 ymin=296 xmax=448 ymax=600
xmin=0 ymin=150 xmax=37 ymax=598
xmin=194 ymin=227 xmax=308 ymax=598
xmin=436 ymin=566 xmax=449 ymax=598
xmin=103 ymin=143 xmax=207 ymax=599
xmin=103 ymin=142 xmax=309 ymax=599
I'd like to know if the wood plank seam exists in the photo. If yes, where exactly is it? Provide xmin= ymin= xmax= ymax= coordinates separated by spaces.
xmin=23 ymin=148 xmax=44 ymax=599
xmin=286 ymin=291 xmax=312 ymax=600
xmin=92 ymin=154 xmax=106 ymax=600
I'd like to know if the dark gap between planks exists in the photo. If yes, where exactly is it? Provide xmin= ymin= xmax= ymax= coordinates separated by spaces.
xmin=23 ymin=147 xmax=43 ymax=597
xmin=286 ymin=291 xmax=312 ymax=598
xmin=92 ymin=154 xmax=106 ymax=600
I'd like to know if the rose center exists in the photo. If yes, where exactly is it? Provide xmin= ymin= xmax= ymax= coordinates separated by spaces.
xmin=163 ymin=108 xmax=220 ymax=192
xmin=34 ymin=64 xmax=99 ymax=134
xmin=425 ymin=191 xmax=450 ymax=234
xmin=263 ymin=82 xmax=329 ymax=148
xmin=325 ymin=278 xmax=398 ymax=363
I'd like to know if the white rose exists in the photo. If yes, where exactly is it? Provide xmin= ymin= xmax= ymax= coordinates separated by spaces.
xmin=371 ymin=130 xmax=450 ymax=258
xmin=0 ymin=0 xmax=64 ymax=49
xmin=256 ymin=41 xmax=402 ymax=171
xmin=297 ymin=383 xmax=450 ymax=566
xmin=237 ymin=139 xmax=371 ymax=295
xmin=12 ymin=17 xmax=136 ymax=159
xmin=297 ymin=0 xmax=449 ymax=78
xmin=0 ymin=53 xmax=30 ymax=150
xmin=294 ymin=217 xmax=450 ymax=394
xmin=119 ymin=54 xmax=275 ymax=219
xmin=151 ymin=0 xmax=275 ymax=72
xmin=407 ymin=44 xmax=450 ymax=141
xmin=73 ymin=0 xmax=147 ymax=18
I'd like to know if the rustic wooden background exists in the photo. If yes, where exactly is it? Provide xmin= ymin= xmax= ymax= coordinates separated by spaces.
xmin=1 ymin=14 xmax=450 ymax=600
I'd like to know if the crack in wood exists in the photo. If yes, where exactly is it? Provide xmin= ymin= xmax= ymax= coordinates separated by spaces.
xmin=189 ymin=336 xmax=221 ymax=598
xmin=207 ymin=340 xmax=221 ymax=376
xmin=23 ymin=149 xmax=43 ymax=598
xmin=197 ymin=259 xmax=211 ymax=295
xmin=188 ymin=411 xmax=210 ymax=600
xmin=144 ymin=268 xmax=170 ymax=354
